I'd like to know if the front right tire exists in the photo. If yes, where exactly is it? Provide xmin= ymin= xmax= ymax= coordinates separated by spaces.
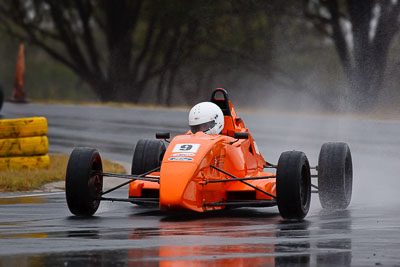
xmin=276 ymin=151 xmax=311 ymax=220
xmin=66 ymin=147 xmax=103 ymax=216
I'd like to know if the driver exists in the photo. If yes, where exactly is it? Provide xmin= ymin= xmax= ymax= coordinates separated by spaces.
xmin=188 ymin=102 xmax=224 ymax=134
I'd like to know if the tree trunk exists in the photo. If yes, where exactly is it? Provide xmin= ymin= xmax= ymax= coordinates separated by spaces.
xmin=306 ymin=0 xmax=400 ymax=112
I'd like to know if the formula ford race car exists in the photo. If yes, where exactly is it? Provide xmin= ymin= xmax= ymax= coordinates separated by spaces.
xmin=65 ymin=88 xmax=353 ymax=220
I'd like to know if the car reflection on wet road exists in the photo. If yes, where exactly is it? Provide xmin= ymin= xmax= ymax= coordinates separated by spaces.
xmin=1 ymin=102 xmax=400 ymax=266
xmin=1 ymin=191 xmax=399 ymax=266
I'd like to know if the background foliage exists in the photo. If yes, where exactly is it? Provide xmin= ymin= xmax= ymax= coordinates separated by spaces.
xmin=0 ymin=0 xmax=399 ymax=113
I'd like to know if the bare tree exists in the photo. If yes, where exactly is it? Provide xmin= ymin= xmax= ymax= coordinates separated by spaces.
xmin=0 ymin=0 xmax=200 ymax=103
xmin=304 ymin=0 xmax=400 ymax=111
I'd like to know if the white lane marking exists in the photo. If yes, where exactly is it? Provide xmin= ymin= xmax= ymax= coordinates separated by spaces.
xmin=0 ymin=192 xmax=64 ymax=199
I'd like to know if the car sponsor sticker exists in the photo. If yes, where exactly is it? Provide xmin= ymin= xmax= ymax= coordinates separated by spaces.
xmin=168 ymin=157 xmax=194 ymax=162
xmin=172 ymin=144 xmax=200 ymax=153
xmin=172 ymin=153 xmax=196 ymax=157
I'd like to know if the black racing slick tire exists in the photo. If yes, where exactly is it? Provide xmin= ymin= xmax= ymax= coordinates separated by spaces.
xmin=131 ymin=139 xmax=166 ymax=175
xmin=276 ymin=151 xmax=311 ymax=220
xmin=66 ymin=147 xmax=103 ymax=216
xmin=318 ymin=142 xmax=352 ymax=209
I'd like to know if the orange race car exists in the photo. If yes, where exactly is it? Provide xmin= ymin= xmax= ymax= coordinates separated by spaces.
xmin=65 ymin=88 xmax=353 ymax=220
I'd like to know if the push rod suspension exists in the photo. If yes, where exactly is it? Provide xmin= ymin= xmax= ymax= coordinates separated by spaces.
xmin=210 ymin=165 xmax=276 ymax=199
xmin=264 ymin=160 xmax=277 ymax=168
xmin=311 ymin=184 xmax=318 ymax=190
xmin=100 ymin=167 xmax=160 ymax=196
xmin=204 ymin=175 xmax=275 ymax=184
xmin=263 ymin=165 xmax=276 ymax=169
xmin=101 ymin=172 xmax=159 ymax=182
xmin=205 ymin=199 xmax=276 ymax=207
xmin=100 ymin=197 xmax=159 ymax=203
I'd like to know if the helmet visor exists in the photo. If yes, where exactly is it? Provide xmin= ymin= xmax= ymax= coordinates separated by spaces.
xmin=190 ymin=120 xmax=216 ymax=134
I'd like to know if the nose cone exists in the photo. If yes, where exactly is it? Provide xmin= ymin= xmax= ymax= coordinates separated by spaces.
xmin=159 ymin=162 xmax=201 ymax=211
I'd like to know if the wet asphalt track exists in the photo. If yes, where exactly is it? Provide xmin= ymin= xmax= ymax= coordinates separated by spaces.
xmin=1 ymin=102 xmax=400 ymax=266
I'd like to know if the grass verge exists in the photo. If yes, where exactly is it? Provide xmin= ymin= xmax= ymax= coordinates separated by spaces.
xmin=0 ymin=154 xmax=126 ymax=192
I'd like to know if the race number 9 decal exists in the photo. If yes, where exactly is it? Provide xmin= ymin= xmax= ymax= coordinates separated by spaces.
xmin=180 ymin=145 xmax=193 ymax=151
xmin=172 ymin=143 xmax=201 ymax=153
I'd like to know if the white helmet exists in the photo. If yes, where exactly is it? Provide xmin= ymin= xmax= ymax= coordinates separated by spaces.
xmin=188 ymin=102 xmax=224 ymax=134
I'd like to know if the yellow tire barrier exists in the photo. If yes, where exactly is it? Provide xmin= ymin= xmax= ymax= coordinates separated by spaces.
xmin=0 ymin=117 xmax=50 ymax=171
xmin=0 ymin=155 xmax=50 ymax=171
xmin=0 ymin=117 xmax=48 ymax=139
xmin=0 ymin=136 xmax=49 ymax=157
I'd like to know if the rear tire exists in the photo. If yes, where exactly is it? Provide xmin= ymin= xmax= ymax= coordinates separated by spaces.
xmin=318 ymin=142 xmax=352 ymax=209
xmin=66 ymin=147 xmax=103 ymax=216
xmin=276 ymin=151 xmax=311 ymax=220
xmin=131 ymin=139 xmax=166 ymax=175
xmin=130 ymin=140 xmax=165 ymax=205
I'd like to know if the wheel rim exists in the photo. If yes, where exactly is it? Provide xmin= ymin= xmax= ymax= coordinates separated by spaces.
xmin=89 ymin=160 xmax=103 ymax=207
xmin=300 ymin=165 xmax=310 ymax=209
xmin=93 ymin=174 xmax=102 ymax=194
xmin=343 ymin=153 xmax=352 ymax=202
xmin=91 ymin=174 xmax=102 ymax=207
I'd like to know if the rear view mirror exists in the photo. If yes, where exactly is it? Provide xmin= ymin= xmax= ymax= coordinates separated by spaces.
xmin=234 ymin=132 xmax=249 ymax=139
xmin=156 ymin=132 xmax=170 ymax=139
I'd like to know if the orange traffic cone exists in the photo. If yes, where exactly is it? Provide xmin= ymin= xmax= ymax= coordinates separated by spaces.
xmin=12 ymin=43 xmax=27 ymax=103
